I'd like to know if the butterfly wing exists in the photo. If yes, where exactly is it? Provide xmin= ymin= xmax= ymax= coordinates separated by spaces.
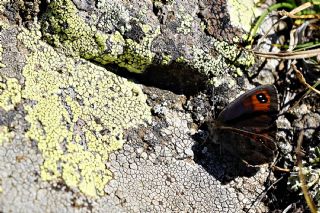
xmin=215 ymin=126 xmax=277 ymax=165
xmin=211 ymin=85 xmax=279 ymax=165
xmin=217 ymin=85 xmax=279 ymax=128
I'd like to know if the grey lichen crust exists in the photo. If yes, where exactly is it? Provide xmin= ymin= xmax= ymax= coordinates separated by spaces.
xmin=98 ymin=88 xmax=271 ymax=212
xmin=40 ymin=0 xmax=255 ymax=88
xmin=0 ymin=0 xmax=274 ymax=212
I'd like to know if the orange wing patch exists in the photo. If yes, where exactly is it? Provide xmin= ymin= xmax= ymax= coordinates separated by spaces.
xmin=251 ymin=90 xmax=271 ymax=111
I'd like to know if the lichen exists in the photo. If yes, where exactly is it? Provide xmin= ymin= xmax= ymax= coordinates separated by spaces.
xmin=227 ymin=0 xmax=262 ymax=33
xmin=96 ymin=0 xmax=130 ymax=34
xmin=0 ymin=126 xmax=13 ymax=145
xmin=0 ymin=0 xmax=9 ymax=13
xmin=18 ymin=26 xmax=151 ymax=197
xmin=42 ymin=0 xmax=159 ymax=73
xmin=177 ymin=12 xmax=194 ymax=35
xmin=213 ymin=39 xmax=255 ymax=66
xmin=161 ymin=54 xmax=172 ymax=65
xmin=0 ymin=75 xmax=22 ymax=111
xmin=41 ymin=0 xmax=103 ymax=58
xmin=187 ymin=38 xmax=254 ymax=79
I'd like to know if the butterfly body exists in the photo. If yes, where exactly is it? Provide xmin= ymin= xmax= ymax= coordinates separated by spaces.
xmin=208 ymin=85 xmax=279 ymax=165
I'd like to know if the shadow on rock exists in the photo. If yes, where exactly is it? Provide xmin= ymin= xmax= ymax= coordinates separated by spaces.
xmin=191 ymin=131 xmax=260 ymax=184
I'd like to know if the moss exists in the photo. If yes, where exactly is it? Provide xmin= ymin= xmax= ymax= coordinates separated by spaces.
xmin=18 ymin=26 xmax=151 ymax=197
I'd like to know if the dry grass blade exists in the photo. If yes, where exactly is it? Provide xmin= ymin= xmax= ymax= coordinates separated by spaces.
xmin=278 ymin=2 xmax=319 ymax=18
xmin=253 ymin=48 xmax=320 ymax=59
xmin=289 ymin=81 xmax=320 ymax=111
xmin=296 ymin=130 xmax=318 ymax=213
xmin=279 ymin=11 xmax=320 ymax=19
xmin=288 ymin=2 xmax=314 ymax=15
xmin=252 ymin=2 xmax=320 ymax=46
xmin=291 ymin=64 xmax=320 ymax=95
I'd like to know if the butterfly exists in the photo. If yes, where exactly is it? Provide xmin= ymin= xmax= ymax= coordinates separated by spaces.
xmin=207 ymin=85 xmax=280 ymax=165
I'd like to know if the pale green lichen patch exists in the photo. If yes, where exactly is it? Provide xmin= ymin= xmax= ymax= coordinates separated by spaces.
xmin=18 ymin=27 xmax=151 ymax=197
xmin=227 ymin=0 xmax=261 ymax=33
xmin=42 ymin=0 xmax=159 ymax=73
xmin=0 ymin=0 xmax=9 ymax=13
xmin=177 ymin=12 xmax=194 ymax=35
xmin=213 ymin=39 xmax=255 ymax=67
xmin=96 ymin=0 xmax=130 ymax=34
xmin=188 ymin=38 xmax=255 ymax=78
xmin=42 ymin=0 xmax=103 ymax=58
xmin=0 ymin=126 xmax=14 ymax=145
xmin=0 ymin=75 xmax=22 ymax=111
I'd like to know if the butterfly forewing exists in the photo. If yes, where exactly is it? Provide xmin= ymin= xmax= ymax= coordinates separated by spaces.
xmin=210 ymin=85 xmax=280 ymax=165
xmin=217 ymin=85 xmax=279 ymax=128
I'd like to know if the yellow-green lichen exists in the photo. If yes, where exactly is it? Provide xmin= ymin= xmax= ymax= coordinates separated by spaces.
xmin=42 ymin=0 xmax=159 ymax=73
xmin=213 ymin=39 xmax=255 ymax=67
xmin=161 ymin=54 xmax=172 ymax=65
xmin=186 ymin=39 xmax=255 ymax=78
xmin=0 ymin=0 xmax=9 ymax=13
xmin=227 ymin=0 xmax=262 ymax=33
xmin=96 ymin=0 xmax=130 ymax=34
xmin=235 ymin=68 xmax=243 ymax=77
xmin=42 ymin=0 xmax=103 ymax=58
xmin=0 ymin=75 xmax=22 ymax=111
xmin=18 ymin=27 xmax=151 ymax=197
xmin=0 ymin=126 xmax=14 ymax=145
xmin=177 ymin=13 xmax=194 ymax=35
xmin=117 ymin=36 xmax=156 ymax=73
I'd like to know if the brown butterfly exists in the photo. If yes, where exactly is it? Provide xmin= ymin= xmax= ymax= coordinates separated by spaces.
xmin=207 ymin=85 xmax=279 ymax=165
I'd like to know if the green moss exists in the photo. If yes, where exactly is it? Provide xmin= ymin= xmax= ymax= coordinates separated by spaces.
xmin=18 ymin=26 xmax=151 ymax=197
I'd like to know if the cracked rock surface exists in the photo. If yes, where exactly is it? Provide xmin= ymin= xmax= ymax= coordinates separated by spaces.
xmin=0 ymin=0 xmax=285 ymax=212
